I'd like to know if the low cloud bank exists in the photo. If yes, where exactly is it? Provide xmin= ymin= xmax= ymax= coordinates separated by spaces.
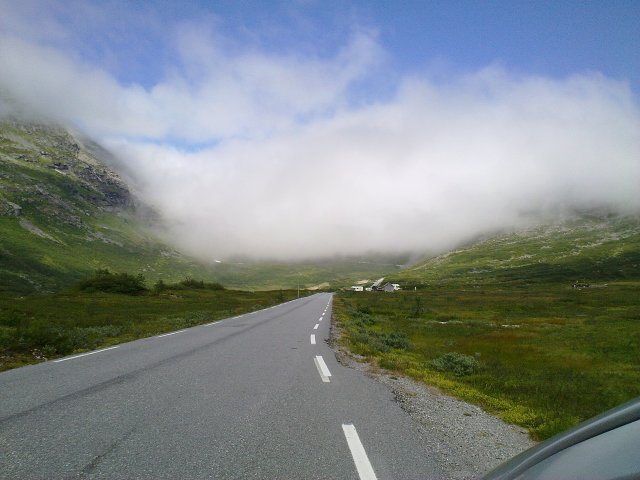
xmin=1 ymin=10 xmax=638 ymax=260
xmin=110 ymin=70 xmax=639 ymax=260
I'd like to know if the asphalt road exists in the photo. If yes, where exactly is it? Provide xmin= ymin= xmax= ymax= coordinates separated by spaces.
xmin=0 ymin=293 xmax=443 ymax=479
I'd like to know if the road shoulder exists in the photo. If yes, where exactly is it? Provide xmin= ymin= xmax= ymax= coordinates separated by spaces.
xmin=329 ymin=320 xmax=535 ymax=480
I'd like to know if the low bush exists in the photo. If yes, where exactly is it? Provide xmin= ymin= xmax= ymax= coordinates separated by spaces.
xmin=350 ymin=329 xmax=410 ymax=353
xmin=153 ymin=279 xmax=167 ymax=293
xmin=180 ymin=277 xmax=205 ymax=288
xmin=179 ymin=278 xmax=224 ymax=290
xmin=431 ymin=352 xmax=480 ymax=376
xmin=75 ymin=269 xmax=146 ymax=295
xmin=380 ymin=332 xmax=410 ymax=350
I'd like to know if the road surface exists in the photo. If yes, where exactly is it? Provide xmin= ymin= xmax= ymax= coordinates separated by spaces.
xmin=0 ymin=293 xmax=443 ymax=479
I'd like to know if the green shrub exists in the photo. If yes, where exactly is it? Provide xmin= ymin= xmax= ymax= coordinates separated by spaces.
xmin=412 ymin=296 xmax=424 ymax=317
xmin=354 ymin=313 xmax=376 ymax=326
xmin=350 ymin=329 xmax=410 ymax=353
xmin=180 ymin=277 xmax=205 ymax=288
xmin=179 ymin=278 xmax=224 ymax=290
xmin=431 ymin=352 xmax=480 ymax=376
xmin=153 ymin=279 xmax=167 ymax=293
xmin=380 ymin=332 xmax=410 ymax=350
xmin=75 ymin=269 xmax=146 ymax=295
xmin=205 ymin=282 xmax=225 ymax=291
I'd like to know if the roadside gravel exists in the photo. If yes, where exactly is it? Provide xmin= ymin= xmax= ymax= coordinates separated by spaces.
xmin=330 ymin=322 xmax=536 ymax=480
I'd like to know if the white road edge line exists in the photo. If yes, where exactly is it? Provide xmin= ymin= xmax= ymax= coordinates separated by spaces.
xmin=313 ymin=323 xmax=319 ymax=330
xmin=157 ymin=330 xmax=186 ymax=338
xmin=314 ymin=355 xmax=331 ymax=382
xmin=54 ymin=346 xmax=119 ymax=363
xmin=342 ymin=424 xmax=378 ymax=480
xmin=310 ymin=334 xmax=316 ymax=345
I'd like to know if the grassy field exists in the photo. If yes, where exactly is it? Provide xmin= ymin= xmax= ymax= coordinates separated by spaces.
xmin=334 ymin=282 xmax=640 ymax=440
xmin=0 ymin=286 xmax=309 ymax=372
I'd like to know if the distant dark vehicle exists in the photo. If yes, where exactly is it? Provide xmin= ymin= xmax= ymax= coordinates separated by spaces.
xmin=482 ymin=396 xmax=640 ymax=480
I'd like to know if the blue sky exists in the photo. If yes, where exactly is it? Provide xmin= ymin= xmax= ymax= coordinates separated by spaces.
xmin=5 ymin=1 xmax=638 ymax=95
xmin=377 ymin=1 xmax=639 ymax=87
xmin=1 ymin=1 xmax=639 ymax=259
xmin=72 ymin=1 xmax=640 ymax=88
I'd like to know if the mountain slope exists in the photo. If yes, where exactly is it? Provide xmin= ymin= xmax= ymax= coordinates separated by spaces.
xmin=392 ymin=213 xmax=640 ymax=287
xmin=0 ymin=118 xmax=235 ymax=294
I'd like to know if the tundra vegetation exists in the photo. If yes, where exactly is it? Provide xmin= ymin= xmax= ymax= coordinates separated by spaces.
xmin=334 ymin=214 xmax=640 ymax=440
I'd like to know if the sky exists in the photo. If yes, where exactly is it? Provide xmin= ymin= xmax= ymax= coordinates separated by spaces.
xmin=1 ymin=0 xmax=639 ymax=260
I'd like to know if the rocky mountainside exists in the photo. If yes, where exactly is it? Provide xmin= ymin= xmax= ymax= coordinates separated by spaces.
xmin=1 ymin=119 xmax=130 ymax=215
xmin=0 ymin=117 xmax=221 ymax=294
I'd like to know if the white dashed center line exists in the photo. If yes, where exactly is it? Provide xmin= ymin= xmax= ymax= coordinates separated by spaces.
xmin=342 ymin=424 xmax=378 ymax=480
xmin=314 ymin=355 xmax=331 ymax=382
xmin=313 ymin=323 xmax=319 ymax=330
xmin=54 ymin=345 xmax=119 ymax=363
xmin=310 ymin=334 xmax=316 ymax=344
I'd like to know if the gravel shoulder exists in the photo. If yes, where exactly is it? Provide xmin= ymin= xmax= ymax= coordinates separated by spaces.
xmin=329 ymin=321 xmax=536 ymax=480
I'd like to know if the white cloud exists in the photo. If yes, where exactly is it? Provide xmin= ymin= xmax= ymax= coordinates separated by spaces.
xmin=0 ymin=16 xmax=382 ymax=141
xmin=1 ymin=6 xmax=638 ymax=260
xmin=109 ymin=68 xmax=640 ymax=259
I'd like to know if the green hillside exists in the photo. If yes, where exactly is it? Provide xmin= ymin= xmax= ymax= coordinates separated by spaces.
xmin=0 ymin=118 xmax=226 ymax=294
xmin=392 ymin=213 xmax=640 ymax=287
